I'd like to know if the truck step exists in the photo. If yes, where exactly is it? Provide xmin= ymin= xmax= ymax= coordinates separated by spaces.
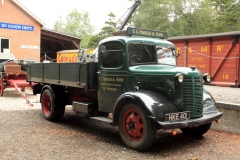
xmin=90 ymin=117 xmax=113 ymax=124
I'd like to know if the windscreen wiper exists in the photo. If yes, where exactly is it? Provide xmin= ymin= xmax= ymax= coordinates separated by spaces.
xmin=143 ymin=44 xmax=152 ymax=57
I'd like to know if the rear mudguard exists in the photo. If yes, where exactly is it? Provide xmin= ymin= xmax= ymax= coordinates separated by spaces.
xmin=112 ymin=90 xmax=179 ymax=126
xmin=112 ymin=89 xmax=223 ymax=129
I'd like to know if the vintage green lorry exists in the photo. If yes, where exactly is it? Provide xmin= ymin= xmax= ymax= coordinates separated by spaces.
xmin=27 ymin=27 xmax=222 ymax=151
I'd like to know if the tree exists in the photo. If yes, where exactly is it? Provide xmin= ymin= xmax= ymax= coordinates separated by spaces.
xmin=131 ymin=0 xmax=239 ymax=37
xmin=210 ymin=0 xmax=240 ymax=32
xmin=98 ymin=12 xmax=117 ymax=38
xmin=87 ymin=12 xmax=117 ymax=49
xmin=132 ymin=0 xmax=170 ymax=32
xmin=53 ymin=9 xmax=95 ymax=48
xmin=168 ymin=0 xmax=218 ymax=36
xmin=87 ymin=35 xmax=101 ymax=49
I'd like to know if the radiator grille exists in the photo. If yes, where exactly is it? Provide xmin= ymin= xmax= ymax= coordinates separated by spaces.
xmin=182 ymin=76 xmax=203 ymax=118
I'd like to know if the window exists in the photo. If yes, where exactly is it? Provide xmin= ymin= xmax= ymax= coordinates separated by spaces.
xmin=128 ymin=43 xmax=157 ymax=65
xmin=0 ymin=38 xmax=10 ymax=53
xmin=100 ymin=42 xmax=124 ymax=68
xmin=128 ymin=43 xmax=176 ymax=66
xmin=156 ymin=45 xmax=176 ymax=65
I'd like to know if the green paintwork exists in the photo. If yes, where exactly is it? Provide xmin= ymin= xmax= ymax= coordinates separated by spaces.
xmin=27 ymin=33 xmax=205 ymax=119
xmin=98 ymin=35 xmax=204 ymax=118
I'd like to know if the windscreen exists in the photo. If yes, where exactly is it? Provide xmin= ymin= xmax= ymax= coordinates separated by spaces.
xmin=128 ymin=43 xmax=176 ymax=65
xmin=156 ymin=45 xmax=176 ymax=65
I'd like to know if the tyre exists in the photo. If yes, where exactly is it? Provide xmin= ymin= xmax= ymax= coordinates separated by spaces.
xmin=180 ymin=122 xmax=212 ymax=137
xmin=41 ymin=89 xmax=65 ymax=121
xmin=118 ymin=103 xmax=156 ymax=151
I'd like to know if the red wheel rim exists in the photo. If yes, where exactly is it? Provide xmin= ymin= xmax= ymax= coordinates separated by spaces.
xmin=122 ymin=108 xmax=144 ymax=142
xmin=42 ymin=94 xmax=51 ymax=115
xmin=0 ymin=79 xmax=4 ymax=96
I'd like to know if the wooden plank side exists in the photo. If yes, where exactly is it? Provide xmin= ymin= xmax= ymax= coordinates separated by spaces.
xmin=59 ymin=63 xmax=86 ymax=83
xmin=169 ymin=34 xmax=240 ymax=87
xmin=186 ymin=38 xmax=209 ymax=74
xmin=44 ymin=63 xmax=59 ymax=81
xmin=30 ymin=63 xmax=43 ymax=79
xmin=27 ymin=63 xmax=87 ymax=88
xmin=210 ymin=36 xmax=238 ymax=86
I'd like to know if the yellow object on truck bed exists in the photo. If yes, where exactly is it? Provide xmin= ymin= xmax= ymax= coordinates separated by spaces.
xmin=57 ymin=49 xmax=94 ymax=62
xmin=56 ymin=50 xmax=79 ymax=62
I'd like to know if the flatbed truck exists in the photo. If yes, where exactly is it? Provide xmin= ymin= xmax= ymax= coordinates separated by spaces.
xmin=27 ymin=27 xmax=222 ymax=151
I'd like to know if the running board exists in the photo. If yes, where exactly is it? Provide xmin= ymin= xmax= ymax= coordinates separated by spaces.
xmin=90 ymin=117 xmax=113 ymax=124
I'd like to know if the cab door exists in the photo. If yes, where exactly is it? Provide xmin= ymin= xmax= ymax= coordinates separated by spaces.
xmin=98 ymin=41 xmax=127 ymax=113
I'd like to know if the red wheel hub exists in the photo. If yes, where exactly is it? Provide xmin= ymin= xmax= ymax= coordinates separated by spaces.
xmin=123 ymin=108 xmax=144 ymax=142
xmin=43 ymin=94 xmax=51 ymax=115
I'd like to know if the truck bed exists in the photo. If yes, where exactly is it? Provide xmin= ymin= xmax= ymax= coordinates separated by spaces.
xmin=27 ymin=62 xmax=98 ymax=90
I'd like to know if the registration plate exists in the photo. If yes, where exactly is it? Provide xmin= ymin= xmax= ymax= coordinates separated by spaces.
xmin=165 ymin=111 xmax=190 ymax=122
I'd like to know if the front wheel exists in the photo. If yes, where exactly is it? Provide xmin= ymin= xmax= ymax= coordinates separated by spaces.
xmin=180 ymin=122 xmax=212 ymax=137
xmin=118 ymin=103 xmax=156 ymax=151
xmin=41 ymin=89 xmax=65 ymax=121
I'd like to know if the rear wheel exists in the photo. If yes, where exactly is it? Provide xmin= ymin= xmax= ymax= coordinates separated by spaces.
xmin=0 ymin=78 xmax=4 ymax=96
xmin=118 ymin=103 xmax=156 ymax=151
xmin=180 ymin=122 xmax=212 ymax=137
xmin=41 ymin=89 xmax=65 ymax=121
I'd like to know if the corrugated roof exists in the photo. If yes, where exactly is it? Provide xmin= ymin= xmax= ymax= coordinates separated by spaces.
xmin=41 ymin=28 xmax=81 ymax=40
xmin=11 ymin=0 xmax=45 ymax=26
xmin=41 ymin=28 xmax=81 ymax=49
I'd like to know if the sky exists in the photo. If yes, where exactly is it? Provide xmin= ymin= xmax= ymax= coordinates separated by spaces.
xmin=17 ymin=0 xmax=133 ymax=34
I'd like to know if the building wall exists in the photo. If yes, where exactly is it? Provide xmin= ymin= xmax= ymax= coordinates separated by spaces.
xmin=0 ymin=0 xmax=41 ymax=62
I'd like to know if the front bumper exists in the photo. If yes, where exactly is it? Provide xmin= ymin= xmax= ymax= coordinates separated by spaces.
xmin=157 ymin=112 xmax=223 ymax=129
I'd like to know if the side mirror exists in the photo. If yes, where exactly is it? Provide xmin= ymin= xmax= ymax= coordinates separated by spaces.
xmin=99 ymin=45 xmax=106 ymax=55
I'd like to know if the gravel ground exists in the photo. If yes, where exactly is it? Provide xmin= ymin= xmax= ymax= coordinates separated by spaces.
xmin=0 ymin=87 xmax=240 ymax=160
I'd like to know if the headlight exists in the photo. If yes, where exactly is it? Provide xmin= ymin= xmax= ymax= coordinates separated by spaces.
xmin=203 ymin=73 xmax=211 ymax=82
xmin=175 ymin=73 xmax=184 ymax=83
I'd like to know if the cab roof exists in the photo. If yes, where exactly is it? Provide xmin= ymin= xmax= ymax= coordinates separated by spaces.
xmin=99 ymin=35 xmax=174 ymax=46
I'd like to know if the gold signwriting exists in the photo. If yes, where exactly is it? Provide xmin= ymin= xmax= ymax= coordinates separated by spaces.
xmin=201 ymin=46 xmax=208 ymax=52
xmin=188 ymin=47 xmax=192 ymax=54
xmin=196 ymin=58 xmax=203 ymax=61
xmin=99 ymin=76 xmax=124 ymax=91
xmin=199 ymin=65 xmax=206 ymax=68
xmin=188 ymin=64 xmax=196 ymax=67
xmin=190 ymin=57 xmax=203 ymax=61
xmin=222 ymin=74 xmax=229 ymax=79
xmin=188 ymin=64 xmax=205 ymax=68
xmin=217 ymin=46 xmax=224 ymax=52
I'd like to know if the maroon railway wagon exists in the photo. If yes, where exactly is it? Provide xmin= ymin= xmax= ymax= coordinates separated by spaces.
xmin=168 ymin=31 xmax=240 ymax=87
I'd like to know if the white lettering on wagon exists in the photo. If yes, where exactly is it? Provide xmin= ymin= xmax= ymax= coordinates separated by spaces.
xmin=21 ymin=45 xmax=38 ymax=49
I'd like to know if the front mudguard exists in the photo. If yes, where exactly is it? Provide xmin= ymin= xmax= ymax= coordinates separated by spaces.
xmin=203 ymin=89 xmax=218 ymax=114
xmin=112 ymin=89 xmax=223 ymax=129
xmin=157 ymin=89 xmax=223 ymax=129
xmin=112 ymin=90 xmax=179 ymax=126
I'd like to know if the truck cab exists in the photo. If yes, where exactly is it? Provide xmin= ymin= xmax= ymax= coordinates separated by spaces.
xmin=96 ymin=27 xmax=222 ymax=150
